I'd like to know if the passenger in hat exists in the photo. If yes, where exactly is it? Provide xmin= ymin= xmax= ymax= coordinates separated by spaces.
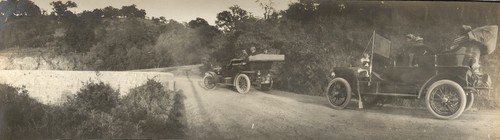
xmin=249 ymin=47 xmax=258 ymax=56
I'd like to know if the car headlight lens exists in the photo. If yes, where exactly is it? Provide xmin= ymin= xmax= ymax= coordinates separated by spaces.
xmin=330 ymin=72 xmax=336 ymax=78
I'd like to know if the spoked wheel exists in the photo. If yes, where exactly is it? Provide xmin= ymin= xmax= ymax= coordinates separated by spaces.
xmin=203 ymin=75 xmax=217 ymax=89
xmin=235 ymin=74 xmax=251 ymax=94
xmin=260 ymin=78 xmax=273 ymax=91
xmin=325 ymin=78 xmax=352 ymax=109
xmin=465 ymin=92 xmax=474 ymax=111
xmin=425 ymin=80 xmax=466 ymax=120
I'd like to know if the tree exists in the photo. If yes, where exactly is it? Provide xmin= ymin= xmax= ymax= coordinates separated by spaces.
xmin=188 ymin=17 xmax=221 ymax=48
xmin=256 ymin=0 xmax=277 ymax=20
xmin=151 ymin=16 xmax=160 ymax=23
xmin=159 ymin=16 xmax=166 ymax=23
xmin=120 ymin=5 xmax=146 ymax=18
xmin=152 ymin=16 xmax=167 ymax=24
xmin=15 ymin=0 xmax=41 ymax=16
xmin=215 ymin=5 xmax=251 ymax=32
xmin=102 ymin=6 xmax=119 ymax=18
xmin=215 ymin=11 xmax=233 ymax=31
xmin=0 ymin=0 xmax=41 ymax=22
xmin=188 ymin=17 xmax=209 ymax=28
xmin=79 ymin=9 xmax=104 ymax=25
xmin=282 ymin=0 xmax=317 ymax=23
xmin=50 ymin=1 xmax=77 ymax=22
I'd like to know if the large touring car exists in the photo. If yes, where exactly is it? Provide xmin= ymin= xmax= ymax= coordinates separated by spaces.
xmin=326 ymin=26 xmax=496 ymax=119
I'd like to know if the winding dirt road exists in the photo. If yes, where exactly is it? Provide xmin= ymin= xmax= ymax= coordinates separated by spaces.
xmin=149 ymin=66 xmax=500 ymax=139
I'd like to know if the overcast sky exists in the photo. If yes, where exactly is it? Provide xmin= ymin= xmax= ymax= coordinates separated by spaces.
xmin=33 ymin=0 xmax=293 ymax=25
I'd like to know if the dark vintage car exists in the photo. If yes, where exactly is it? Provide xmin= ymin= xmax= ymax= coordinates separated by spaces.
xmin=203 ymin=54 xmax=285 ymax=93
xmin=326 ymin=26 xmax=497 ymax=119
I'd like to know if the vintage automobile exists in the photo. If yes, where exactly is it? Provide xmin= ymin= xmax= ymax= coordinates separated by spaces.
xmin=325 ymin=25 xmax=497 ymax=119
xmin=203 ymin=54 xmax=285 ymax=94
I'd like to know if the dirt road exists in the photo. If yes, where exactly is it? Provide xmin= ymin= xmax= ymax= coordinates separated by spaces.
xmin=149 ymin=66 xmax=500 ymax=139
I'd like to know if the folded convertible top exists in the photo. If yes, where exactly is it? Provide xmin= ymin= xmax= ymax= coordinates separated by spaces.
xmin=248 ymin=54 xmax=285 ymax=62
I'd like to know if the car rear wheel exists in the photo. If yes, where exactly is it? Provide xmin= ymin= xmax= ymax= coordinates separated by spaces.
xmin=326 ymin=78 xmax=352 ymax=109
xmin=260 ymin=78 xmax=273 ymax=91
xmin=203 ymin=75 xmax=217 ymax=90
xmin=425 ymin=80 xmax=466 ymax=120
xmin=235 ymin=74 xmax=251 ymax=94
xmin=465 ymin=92 xmax=474 ymax=111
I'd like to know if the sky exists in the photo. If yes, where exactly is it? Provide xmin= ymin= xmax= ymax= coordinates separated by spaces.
xmin=33 ymin=0 xmax=294 ymax=25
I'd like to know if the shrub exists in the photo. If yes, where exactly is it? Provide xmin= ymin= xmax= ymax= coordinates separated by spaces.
xmin=0 ymin=84 xmax=48 ymax=139
xmin=72 ymin=81 xmax=120 ymax=113
xmin=115 ymin=79 xmax=176 ymax=138
xmin=59 ymin=79 xmax=182 ymax=139
xmin=1 ymin=80 xmax=185 ymax=139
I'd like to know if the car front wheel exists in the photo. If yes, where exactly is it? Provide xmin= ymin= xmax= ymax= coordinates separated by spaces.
xmin=326 ymin=78 xmax=352 ymax=109
xmin=203 ymin=74 xmax=217 ymax=90
xmin=425 ymin=80 xmax=466 ymax=120
xmin=235 ymin=74 xmax=251 ymax=94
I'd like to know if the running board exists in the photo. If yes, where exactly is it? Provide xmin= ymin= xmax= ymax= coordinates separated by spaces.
xmin=364 ymin=93 xmax=417 ymax=97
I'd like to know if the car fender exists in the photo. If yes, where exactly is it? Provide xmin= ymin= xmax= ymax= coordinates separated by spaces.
xmin=205 ymin=71 xmax=217 ymax=77
xmin=417 ymin=74 xmax=467 ymax=99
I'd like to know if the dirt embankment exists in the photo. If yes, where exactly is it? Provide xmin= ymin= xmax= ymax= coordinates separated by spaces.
xmin=0 ymin=48 xmax=76 ymax=70
xmin=0 ymin=70 xmax=174 ymax=104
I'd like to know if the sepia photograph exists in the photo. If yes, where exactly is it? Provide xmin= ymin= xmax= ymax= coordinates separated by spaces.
xmin=0 ymin=0 xmax=499 ymax=139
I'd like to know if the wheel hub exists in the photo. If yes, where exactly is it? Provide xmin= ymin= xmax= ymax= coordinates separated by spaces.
xmin=441 ymin=96 xmax=449 ymax=103
xmin=332 ymin=91 xmax=339 ymax=96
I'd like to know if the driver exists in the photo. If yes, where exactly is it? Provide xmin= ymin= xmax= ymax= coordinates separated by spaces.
xmin=358 ymin=53 xmax=370 ymax=78
xmin=239 ymin=50 xmax=249 ymax=59
xmin=405 ymin=34 xmax=433 ymax=66
xmin=361 ymin=53 xmax=370 ymax=67
xmin=249 ymin=46 xmax=258 ymax=56
xmin=239 ymin=47 xmax=260 ymax=60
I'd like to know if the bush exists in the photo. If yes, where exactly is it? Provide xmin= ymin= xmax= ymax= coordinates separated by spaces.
xmin=72 ymin=81 xmax=120 ymax=113
xmin=115 ymin=79 xmax=178 ymax=138
xmin=0 ymin=84 xmax=48 ymax=139
xmin=66 ymin=79 xmax=181 ymax=139
xmin=0 ymin=79 xmax=185 ymax=139
xmin=73 ymin=79 xmax=185 ymax=139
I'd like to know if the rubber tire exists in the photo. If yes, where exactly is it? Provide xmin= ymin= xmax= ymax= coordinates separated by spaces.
xmin=235 ymin=74 xmax=251 ymax=94
xmin=203 ymin=75 xmax=217 ymax=90
xmin=261 ymin=78 xmax=273 ymax=91
xmin=425 ymin=80 xmax=466 ymax=120
xmin=325 ymin=78 xmax=352 ymax=109
xmin=465 ymin=93 xmax=474 ymax=111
